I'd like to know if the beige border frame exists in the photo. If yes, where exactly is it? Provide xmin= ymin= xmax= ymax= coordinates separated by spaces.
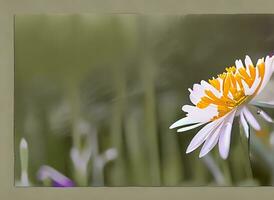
xmin=1 ymin=0 xmax=274 ymax=199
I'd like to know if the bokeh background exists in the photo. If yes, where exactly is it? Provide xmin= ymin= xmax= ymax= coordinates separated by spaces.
xmin=15 ymin=14 xmax=274 ymax=186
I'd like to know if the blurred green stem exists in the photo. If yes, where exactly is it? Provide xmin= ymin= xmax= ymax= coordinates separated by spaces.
xmin=68 ymin=83 xmax=81 ymax=149
xmin=159 ymin=95 xmax=183 ymax=185
xmin=67 ymin=82 xmax=90 ymax=186
xmin=109 ymin=66 xmax=127 ymax=185
xmin=91 ymin=128 xmax=105 ymax=186
xmin=142 ymin=59 xmax=161 ymax=185
xmin=250 ymin=131 xmax=274 ymax=184
xmin=124 ymin=109 xmax=150 ymax=185
xmin=74 ymin=167 xmax=88 ymax=186
xmin=216 ymin=151 xmax=232 ymax=185
xmin=239 ymin=125 xmax=253 ymax=178
xmin=202 ymin=155 xmax=225 ymax=185
xmin=139 ymin=17 xmax=161 ymax=186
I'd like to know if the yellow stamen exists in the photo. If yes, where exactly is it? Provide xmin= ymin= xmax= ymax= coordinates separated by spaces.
xmin=209 ymin=78 xmax=220 ymax=91
xmin=197 ymin=62 xmax=265 ymax=120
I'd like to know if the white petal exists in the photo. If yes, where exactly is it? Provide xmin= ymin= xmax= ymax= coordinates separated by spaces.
xmin=188 ymin=88 xmax=198 ymax=105
xmin=201 ymin=80 xmax=222 ymax=98
xmin=218 ymin=110 xmax=236 ymax=159
xmin=240 ymin=112 xmax=249 ymax=138
xmin=182 ymin=104 xmax=218 ymax=122
xmin=242 ymin=107 xmax=261 ymax=131
xmin=236 ymin=59 xmax=244 ymax=70
xmin=189 ymin=84 xmax=205 ymax=105
xmin=245 ymin=55 xmax=253 ymax=68
xmin=218 ymin=124 xmax=233 ymax=159
xmin=177 ymin=122 xmax=207 ymax=132
xmin=257 ymin=56 xmax=274 ymax=94
xmin=240 ymin=69 xmax=261 ymax=96
xmin=257 ymin=109 xmax=273 ymax=123
xmin=247 ymin=76 xmax=261 ymax=95
xmin=169 ymin=116 xmax=200 ymax=129
xmin=186 ymin=119 xmax=222 ymax=154
xmin=251 ymin=79 xmax=274 ymax=104
xmin=199 ymin=121 xmax=224 ymax=158
xmin=241 ymin=79 xmax=250 ymax=96
xmin=170 ymin=104 xmax=218 ymax=130
xmin=245 ymin=55 xmax=253 ymax=76
xmin=256 ymin=57 xmax=264 ymax=66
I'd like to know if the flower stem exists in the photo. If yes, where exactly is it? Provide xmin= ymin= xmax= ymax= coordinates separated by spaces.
xmin=239 ymin=125 xmax=253 ymax=178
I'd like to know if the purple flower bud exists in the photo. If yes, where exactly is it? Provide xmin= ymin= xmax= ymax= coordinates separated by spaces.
xmin=52 ymin=179 xmax=75 ymax=187
xmin=37 ymin=165 xmax=75 ymax=187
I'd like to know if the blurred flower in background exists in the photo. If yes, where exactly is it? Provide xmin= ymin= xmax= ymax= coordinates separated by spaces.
xmin=16 ymin=138 xmax=30 ymax=187
xmin=37 ymin=165 xmax=75 ymax=187
xmin=16 ymin=137 xmax=75 ymax=187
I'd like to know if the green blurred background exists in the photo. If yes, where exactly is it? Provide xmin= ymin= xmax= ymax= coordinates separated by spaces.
xmin=14 ymin=14 xmax=274 ymax=186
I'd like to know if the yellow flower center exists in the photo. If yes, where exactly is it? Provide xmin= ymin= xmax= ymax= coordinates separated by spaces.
xmin=197 ymin=63 xmax=265 ymax=120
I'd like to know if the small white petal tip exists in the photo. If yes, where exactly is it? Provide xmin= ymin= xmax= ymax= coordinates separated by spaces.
xmin=220 ymin=153 xmax=228 ymax=160
xmin=199 ymin=152 xmax=207 ymax=158
xmin=169 ymin=124 xmax=175 ymax=129
xmin=20 ymin=138 xmax=28 ymax=149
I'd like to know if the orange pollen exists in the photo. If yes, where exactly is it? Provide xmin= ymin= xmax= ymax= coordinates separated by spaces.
xmin=197 ymin=63 xmax=265 ymax=120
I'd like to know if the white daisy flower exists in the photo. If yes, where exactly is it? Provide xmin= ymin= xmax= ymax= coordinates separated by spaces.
xmin=170 ymin=55 xmax=274 ymax=159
